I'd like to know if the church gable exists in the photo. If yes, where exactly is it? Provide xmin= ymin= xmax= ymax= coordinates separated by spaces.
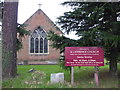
xmin=17 ymin=9 xmax=62 ymax=65
xmin=24 ymin=9 xmax=62 ymax=35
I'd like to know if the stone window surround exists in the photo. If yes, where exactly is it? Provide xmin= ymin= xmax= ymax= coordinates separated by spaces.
xmin=29 ymin=27 xmax=49 ymax=55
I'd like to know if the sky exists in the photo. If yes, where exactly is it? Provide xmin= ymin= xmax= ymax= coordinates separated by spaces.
xmin=18 ymin=0 xmax=68 ymax=23
xmin=18 ymin=0 xmax=79 ymax=40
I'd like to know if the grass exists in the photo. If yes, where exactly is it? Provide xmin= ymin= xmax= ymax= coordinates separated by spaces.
xmin=2 ymin=64 xmax=119 ymax=88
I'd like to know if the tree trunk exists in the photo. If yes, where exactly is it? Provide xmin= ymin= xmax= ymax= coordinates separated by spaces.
xmin=109 ymin=58 xmax=117 ymax=77
xmin=109 ymin=48 xmax=118 ymax=77
xmin=109 ymin=10 xmax=118 ymax=77
xmin=2 ymin=1 xmax=18 ymax=79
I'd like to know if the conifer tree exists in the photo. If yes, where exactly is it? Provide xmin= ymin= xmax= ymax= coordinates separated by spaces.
xmin=49 ymin=2 xmax=120 ymax=77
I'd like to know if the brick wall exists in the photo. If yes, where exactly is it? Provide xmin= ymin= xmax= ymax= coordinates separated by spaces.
xmin=17 ymin=9 xmax=62 ymax=64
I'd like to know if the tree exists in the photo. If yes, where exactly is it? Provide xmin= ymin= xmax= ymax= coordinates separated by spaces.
xmin=1 ymin=0 xmax=29 ymax=79
xmin=17 ymin=24 xmax=29 ymax=51
xmin=2 ymin=0 xmax=18 ymax=79
xmin=48 ymin=31 xmax=80 ymax=72
xmin=49 ymin=2 xmax=120 ymax=77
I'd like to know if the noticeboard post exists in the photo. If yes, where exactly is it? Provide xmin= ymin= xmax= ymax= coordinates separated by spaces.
xmin=65 ymin=47 xmax=104 ymax=86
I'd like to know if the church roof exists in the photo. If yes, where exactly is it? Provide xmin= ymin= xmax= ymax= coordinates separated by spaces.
xmin=23 ymin=9 xmax=63 ymax=34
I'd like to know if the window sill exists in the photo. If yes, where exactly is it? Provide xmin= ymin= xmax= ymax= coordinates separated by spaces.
xmin=29 ymin=53 xmax=49 ymax=56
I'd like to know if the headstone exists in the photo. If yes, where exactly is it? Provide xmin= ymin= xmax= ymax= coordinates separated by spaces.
xmin=50 ymin=73 xmax=64 ymax=83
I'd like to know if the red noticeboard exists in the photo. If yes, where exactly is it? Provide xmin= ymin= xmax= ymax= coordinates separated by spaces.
xmin=65 ymin=47 xmax=104 ymax=66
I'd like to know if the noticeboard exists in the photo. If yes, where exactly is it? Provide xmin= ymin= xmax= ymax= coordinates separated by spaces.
xmin=65 ymin=47 xmax=104 ymax=66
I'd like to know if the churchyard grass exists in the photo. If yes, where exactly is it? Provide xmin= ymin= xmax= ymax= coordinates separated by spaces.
xmin=2 ymin=64 xmax=119 ymax=88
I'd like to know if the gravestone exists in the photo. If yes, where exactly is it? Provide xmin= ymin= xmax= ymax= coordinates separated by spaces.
xmin=50 ymin=73 xmax=64 ymax=83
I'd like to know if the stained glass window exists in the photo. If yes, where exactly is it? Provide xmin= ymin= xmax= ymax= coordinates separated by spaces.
xmin=30 ymin=27 xmax=48 ymax=54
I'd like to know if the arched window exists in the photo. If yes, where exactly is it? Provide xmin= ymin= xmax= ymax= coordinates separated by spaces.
xmin=30 ymin=27 xmax=48 ymax=54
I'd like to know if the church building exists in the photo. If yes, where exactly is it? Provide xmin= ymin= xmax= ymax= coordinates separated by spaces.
xmin=17 ymin=9 xmax=63 ymax=65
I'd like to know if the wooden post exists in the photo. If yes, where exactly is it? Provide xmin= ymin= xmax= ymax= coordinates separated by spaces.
xmin=71 ymin=66 xmax=74 ymax=85
xmin=94 ymin=66 xmax=99 ymax=87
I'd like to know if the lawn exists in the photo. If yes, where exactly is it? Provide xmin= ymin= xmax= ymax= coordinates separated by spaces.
xmin=2 ymin=64 xmax=119 ymax=88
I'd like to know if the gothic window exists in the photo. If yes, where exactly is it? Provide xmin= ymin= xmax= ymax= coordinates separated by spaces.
xmin=30 ymin=27 xmax=48 ymax=54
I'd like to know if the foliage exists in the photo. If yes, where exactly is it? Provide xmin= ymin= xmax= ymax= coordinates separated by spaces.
xmin=57 ymin=2 xmax=120 ymax=49
xmin=59 ymin=56 xmax=71 ymax=72
xmin=48 ymin=31 xmax=78 ymax=53
xmin=48 ymin=2 xmax=120 ymax=75
xmin=17 ymin=24 xmax=30 ymax=51
xmin=48 ymin=31 xmax=79 ymax=71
